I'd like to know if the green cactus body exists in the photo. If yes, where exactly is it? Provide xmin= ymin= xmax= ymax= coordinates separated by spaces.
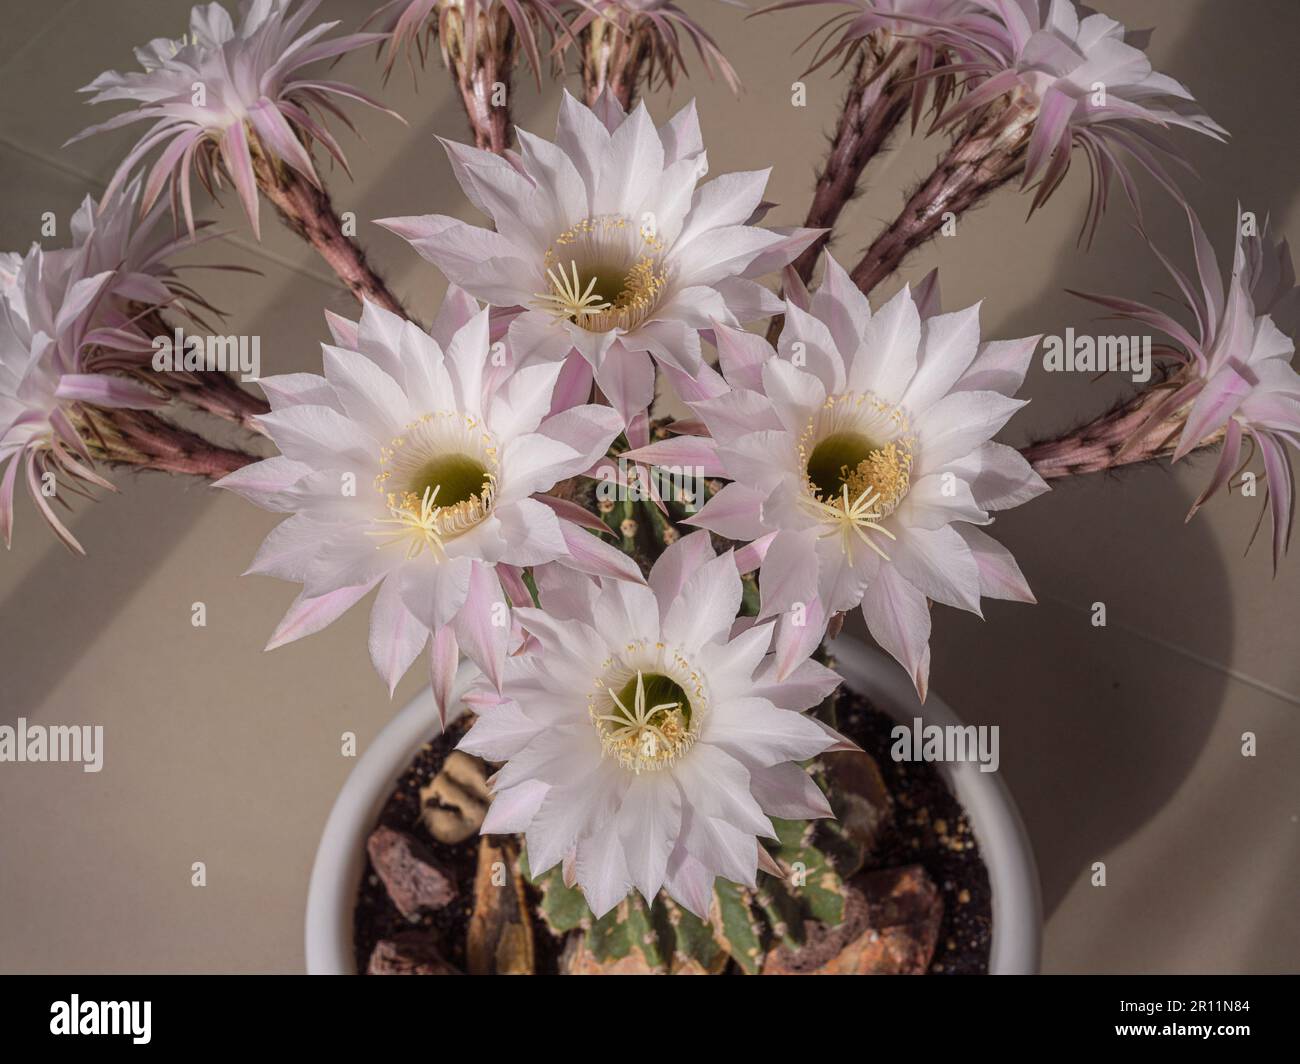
xmin=711 ymin=880 xmax=765 ymax=974
xmin=768 ymin=816 xmax=847 ymax=927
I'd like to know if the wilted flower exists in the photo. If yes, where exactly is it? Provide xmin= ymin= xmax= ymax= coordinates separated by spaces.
xmin=753 ymin=0 xmax=992 ymax=287
xmin=1 ymin=246 xmax=165 ymax=553
xmin=1083 ymin=209 xmax=1299 ymax=569
xmin=69 ymin=0 xmax=389 ymax=237
xmin=846 ymin=0 xmax=1227 ymax=295
xmin=70 ymin=174 xmax=217 ymax=329
xmin=459 ymin=530 xmax=844 ymax=918
xmin=217 ymin=287 xmax=639 ymax=704
xmin=681 ymin=254 xmax=1045 ymax=699
xmin=379 ymin=91 xmax=820 ymax=424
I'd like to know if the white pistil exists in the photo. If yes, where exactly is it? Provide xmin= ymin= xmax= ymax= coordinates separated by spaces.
xmin=804 ymin=482 xmax=898 ymax=562
xmin=593 ymin=669 xmax=691 ymax=773
xmin=533 ymin=260 xmax=612 ymax=322
xmin=367 ymin=484 xmax=449 ymax=561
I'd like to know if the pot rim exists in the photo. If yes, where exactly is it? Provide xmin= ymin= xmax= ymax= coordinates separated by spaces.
xmin=304 ymin=664 xmax=471 ymax=976
xmin=305 ymin=640 xmax=1042 ymax=974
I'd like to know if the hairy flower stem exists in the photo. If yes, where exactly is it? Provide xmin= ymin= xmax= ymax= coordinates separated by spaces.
xmin=85 ymin=407 xmax=258 ymax=479
xmin=442 ymin=5 xmax=518 ymax=153
xmin=580 ymin=16 xmax=652 ymax=110
xmin=793 ymin=49 xmax=915 ymax=284
xmin=1020 ymin=382 xmax=1221 ymax=480
xmin=849 ymin=94 xmax=1036 ymax=297
xmin=457 ymin=61 xmax=514 ymax=154
xmin=767 ymin=46 xmax=914 ymax=342
xmin=251 ymin=151 xmax=407 ymax=317
xmin=165 ymin=369 xmax=266 ymax=432
xmin=130 ymin=309 xmax=268 ymax=432
xmin=170 ymin=369 xmax=267 ymax=433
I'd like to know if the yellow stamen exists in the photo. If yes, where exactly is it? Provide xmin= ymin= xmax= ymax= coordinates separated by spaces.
xmin=798 ymin=392 xmax=915 ymax=561
xmin=367 ymin=484 xmax=449 ymax=561
xmin=531 ymin=215 xmax=668 ymax=332
xmin=802 ymin=482 xmax=898 ymax=563
xmin=369 ymin=411 xmax=499 ymax=559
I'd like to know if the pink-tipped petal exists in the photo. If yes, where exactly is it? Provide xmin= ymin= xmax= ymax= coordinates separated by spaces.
xmin=452 ymin=561 xmax=509 ymax=692
xmin=861 ymin=566 xmax=931 ymax=702
xmin=557 ymin=520 xmax=646 ymax=584
xmin=266 ymin=580 xmax=379 ymax=651
xmin=429 ymin=624 xmax=460 ymax=730
xmin=369 ymin=577 xmax=430 ymax=696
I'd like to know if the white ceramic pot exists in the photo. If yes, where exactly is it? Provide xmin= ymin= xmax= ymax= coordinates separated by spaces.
xmin=304 ymin=665 xmax=472 ymax=976
xmin=305 ymin=641 xmax=1042 ymax=974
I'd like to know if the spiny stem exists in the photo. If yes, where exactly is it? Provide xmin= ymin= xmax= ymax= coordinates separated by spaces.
xmin=768 ymin=47 xmax=916 ymax=344
xmin=251 ymin=152 xmax=407 ymax=317
xmin=849 ymin=95 xmax=1035 ymax=297
xmin=85 ymin=407 xmax=259 ymax=480
xmin=134 ymin=308 xmax=269 ymax=432
xmin=443 ymin=5 xmax=518 ymax=153
xmin=1020 ymin=384 xmax=1221 ymax=480
xmin=792 ymin=48 xmax=915 ymax=285
xmin=172 ymin=369 xmax=268 ymax=433
xmin=458 ymin=62 xmax=514 ymax=154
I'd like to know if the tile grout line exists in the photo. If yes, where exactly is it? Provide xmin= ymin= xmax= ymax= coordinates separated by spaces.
xmin=0 ymin=133 xmax=345 ymax=291
xmin=1042 ymin=592 xmax=1300 ymax=707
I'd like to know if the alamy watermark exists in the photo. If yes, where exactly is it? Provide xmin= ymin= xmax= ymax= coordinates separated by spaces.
xmin=890 ymin=717 xmax=999 ymax=774
xmin=595 ymin=458 xmax=705 ymax=513
xmin=1042 ymin=328 xmax=1151 ymax=384
xmin=50 ymin=996 xmax=150 ymax=1044
xmin=152 ymin=326 xmax=261 ymax=382
xmin=0 ymin=718 xmax=103 ymax=773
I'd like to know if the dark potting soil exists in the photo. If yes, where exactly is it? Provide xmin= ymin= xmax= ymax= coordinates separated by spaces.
xmin=834 ymin=689 xmax=993 ymax=974
xmin=351 ymin=716 xmax=477 ymax=975
xmin=353 ymin=691 xmax=992 ymax=974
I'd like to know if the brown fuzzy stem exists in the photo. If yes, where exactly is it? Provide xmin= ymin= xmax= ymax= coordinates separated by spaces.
xmin=849 ymin=95 xmax=1035 ymax=296
xmin=767 ymin=47 xmax=915 ymax=343
xmin=252 ymin=152 xmax=407 ymax=317
xmin=170 ymin=370 xmax=268 ymax=433
xmin=457 ymin=62 xmax=513 ymax=154
xmin=792 ymin=49 xmax=915 ymax=285
xmin=86 ymin=408 xmax=258 ymax=480
xmin=128 ymin=308 xmax=269 ymax=432
xmin=580 ymin=16 xmax=652 ymax=110
xmin=1020 ymin=383 xmax=1220 ymax=480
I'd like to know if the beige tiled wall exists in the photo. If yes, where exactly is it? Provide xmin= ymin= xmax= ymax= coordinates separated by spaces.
xmin=0 ymin=0 xmax=1296 ymax=973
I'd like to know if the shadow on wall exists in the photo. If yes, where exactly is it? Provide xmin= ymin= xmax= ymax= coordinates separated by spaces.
xmin=839 ymin=0 xmax=1300 ymax=923
xmin=997 ymin=0 xmax=1299 ymax=918
xmin=915 ymin=473 xmax=1231 ymax=920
